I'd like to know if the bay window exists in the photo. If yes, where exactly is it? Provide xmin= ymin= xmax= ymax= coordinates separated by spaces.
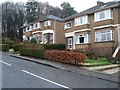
xmin=95 ymin=30 xmax=113 ymax=42
xmin=75 ymin=34 xmax=89 ymax=44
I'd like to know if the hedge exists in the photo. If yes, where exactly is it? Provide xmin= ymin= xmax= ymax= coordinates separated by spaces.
xmin=20 ymin=47 xmax=44 ymax=59
xmin=42 ymin=44 xmax=65 ymax=50
xmin=22 ymin=43 xmax=44 ymax=49
xmin=13 ymin=44 xmax=22 ymax=52
xmin=44 ymin=50 xmax=86 ymax=65
xmin=3 ymin=41 xmax=15 ymax=49
xmin=0 ymin=44 xmax=9 ymax=51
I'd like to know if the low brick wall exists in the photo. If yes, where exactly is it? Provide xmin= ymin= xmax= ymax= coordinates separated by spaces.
xmin=74 ymin=46 xmax=115 ymax=57
xmin=93 ymin=47 xmax=114 ymax=57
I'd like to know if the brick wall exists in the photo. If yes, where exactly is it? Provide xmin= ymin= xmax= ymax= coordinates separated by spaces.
xmin=74 ymin=46 xmax=115 ymax=57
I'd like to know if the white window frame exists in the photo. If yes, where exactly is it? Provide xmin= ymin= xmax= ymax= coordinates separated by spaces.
xmin=95 ymin=30 xmax=113 ymax=42
xmin=75 ymin=34 xmax=89 ymax=44
xmin=94 ymin=9 xmax=112 ymax=21
xmin=74 ymin=15 xmax=88 ymax=26
xmin=26 ymin=26 xmax=29 ymax=31
xmin=64 ymin=21 xmax=72 ymax=29
xmin=29 ymin=25 xmax=33 ymax=31
xmin=37 ymin=22 xmax=40 ymax=28
xmin=44 ymin=20 xmax=51 ymax=27
xmin=33 ymin=24 xmax=36 ymax=29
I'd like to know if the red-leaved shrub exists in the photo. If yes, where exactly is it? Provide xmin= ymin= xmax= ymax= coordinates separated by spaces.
xmin=44 ymin=50 xmax=86 ymax=65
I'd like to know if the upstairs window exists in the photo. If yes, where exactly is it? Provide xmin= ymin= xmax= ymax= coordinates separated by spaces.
xmin=29 ymin=25 xmax=33 ymax=30
xmin=95 ymin=30 xmax=113 ymax=42
xmin=26 ymin=26 xmax=29 ymax=31
xmin=74 ymin=15 xmax=88 ymax=26
xmin=33 ymin=24 xmax=36 ymax=29
xmin=94 ymin=9 xmax=112 ymax=21
xmin=37 ymin=22 xmax=40 ymax=28
xmin=44 ymin=20 xmax=51 ymax=27
xmin=23 ymin=28 xmax=26 ymax=32
xmin=64 ymin=21 xmax=72 ymax=29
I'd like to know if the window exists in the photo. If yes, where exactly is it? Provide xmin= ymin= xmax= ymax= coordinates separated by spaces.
xmin=29 ymin=25 xmax=33 ymax=30
xmin=95 ymin=9 xmax=112 ymax=21
xmin=26 ymin=26 xmax=29 ymax=31
xmin=75 ymin=34 xmax=89 ymax=44
xmin=37 ymin=22 xmax=40 ymax=28
xmin=23 ymin=28 xmax=26 ymax=32
xmin=74 ymin=15 xmax=88 ymax=26
xmin=33 ymin=24 xmax=36 ymax=29
xmin=95 ymin=30 xmax=113 ymax=42
xmin=44 ymin=20 xmax=51 ymax=27
xmin=64 ymin=21 xmax=72 ymax=29
xmin=35 ymin=23 xmax=38 ymax=28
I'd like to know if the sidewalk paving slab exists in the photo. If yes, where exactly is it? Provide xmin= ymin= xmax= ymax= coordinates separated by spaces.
xmin=9 ymin=54 xmax=119 ymax=84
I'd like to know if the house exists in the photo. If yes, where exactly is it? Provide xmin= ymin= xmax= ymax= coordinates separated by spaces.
xmin=64 ymin=1 xmax=120 ymax=57
xmin=22 ymin=15 xmax=65 ymax=44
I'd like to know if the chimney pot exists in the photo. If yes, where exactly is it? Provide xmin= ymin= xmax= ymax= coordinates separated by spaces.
xmin=97 ymin=1 xmax=104 ymax=5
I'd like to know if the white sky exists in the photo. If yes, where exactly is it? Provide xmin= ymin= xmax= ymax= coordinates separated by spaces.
xmin=0 ymin=0 xmax=118 ymax=12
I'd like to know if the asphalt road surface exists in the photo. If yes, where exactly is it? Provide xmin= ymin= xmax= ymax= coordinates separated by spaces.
xmin=1 ymin=52 xmax=119 ymax=89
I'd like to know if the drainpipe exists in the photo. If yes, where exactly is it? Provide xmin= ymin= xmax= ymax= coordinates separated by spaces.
xmin=73 ymin=33 xmax=75 ymax=49
xmin=118 ymin=24 xmax=120 ymax=48
xmin=53 ymin=20 xmax=56 ymax=44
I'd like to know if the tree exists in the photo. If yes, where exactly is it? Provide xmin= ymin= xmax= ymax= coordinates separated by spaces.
xmin=2 ymin=2 xmax=25 ymax=41
xmin=61 ymin=2 xmax=77 ymax=18
xmin=25 ymin=0 xmax=39 ymax=23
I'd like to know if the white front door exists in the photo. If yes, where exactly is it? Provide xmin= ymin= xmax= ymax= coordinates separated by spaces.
xmin=68 ymin=38 xmax=73 ymax=50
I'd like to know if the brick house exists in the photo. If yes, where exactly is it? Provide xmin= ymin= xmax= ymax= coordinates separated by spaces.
xmin=22 ymin=15 xmax=65 ymax=44
xmin=64 ymin=1 xmax=120 ymax=57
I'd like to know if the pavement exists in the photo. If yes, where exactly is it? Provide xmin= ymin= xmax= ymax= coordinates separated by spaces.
xmin=9 ymin=53 xmax=120 ymax=84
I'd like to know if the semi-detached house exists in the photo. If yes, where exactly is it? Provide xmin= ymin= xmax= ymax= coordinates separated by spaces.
xmin=22 ymin=15 xmax=65 ymax=44
xmin=64 ymin=1 xmax=120 ymax=58
xmin=22 ymin=1 xmax=120 ymax=58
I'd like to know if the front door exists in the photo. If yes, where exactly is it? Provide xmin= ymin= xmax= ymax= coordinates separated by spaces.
xmin=68 ymin=38 xmax=73 ymax=50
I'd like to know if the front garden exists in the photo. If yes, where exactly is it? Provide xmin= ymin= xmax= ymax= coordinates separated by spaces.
xmin=1 ymin=38 xmax=115 ymax=67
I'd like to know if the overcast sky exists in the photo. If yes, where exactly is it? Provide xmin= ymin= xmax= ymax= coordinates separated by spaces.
xmin=0 ymin=0 xmax=118 ymax=12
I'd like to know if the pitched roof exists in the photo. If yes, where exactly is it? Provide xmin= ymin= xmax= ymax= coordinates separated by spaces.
xmin=47 ymin=15 xmax=63 ymax=21
xmin=64 ymin=1 xmax=120 ymax=21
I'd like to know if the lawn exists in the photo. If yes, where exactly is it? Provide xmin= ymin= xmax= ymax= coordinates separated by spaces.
xmin=85 ymin=58 xmax=112 ymax=66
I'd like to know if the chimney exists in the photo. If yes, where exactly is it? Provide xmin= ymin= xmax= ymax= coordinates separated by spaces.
xmin=97 ymin=1 xmax=104 ymax=5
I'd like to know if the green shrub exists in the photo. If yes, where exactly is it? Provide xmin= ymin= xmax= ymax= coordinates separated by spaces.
xmin=2 ymin=38 xmax=15 ymax=49
xmin=22 ymin=43 xmax=44 ymax=49
xmin=13 ymin=44 xmax=22 ymax=52
xmin=43 ymin=44 xmax=65 ymax=50
xmin=20 ymin=47 xmax=44 ymax=59
xmin=30 ymin=38 xmax=37 ymax=43
xmin=1 ymin=44 xmax=9 ymax=51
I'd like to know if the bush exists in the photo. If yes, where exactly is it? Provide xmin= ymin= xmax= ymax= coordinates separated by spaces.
xmin=13 ymin=44 xmax=22 ymax=52
xmin=30 ymin=38 xmax=37 ymax=43
xmin=42 ymin=44 xmax=65 ymax=50
xmin=0 ymin=44 xmax=9 ymax=51
xmin=20 ymin=47 xmax=44 ymax=59
xmin=2 ymin=38 xmax=15 ymax=49
xmin=44 ymin=50 xmax=86 ymax=65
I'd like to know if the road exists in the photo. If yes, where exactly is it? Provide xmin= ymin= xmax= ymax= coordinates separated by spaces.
xmin=1 ymin=52 xmax=119 ymax=88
